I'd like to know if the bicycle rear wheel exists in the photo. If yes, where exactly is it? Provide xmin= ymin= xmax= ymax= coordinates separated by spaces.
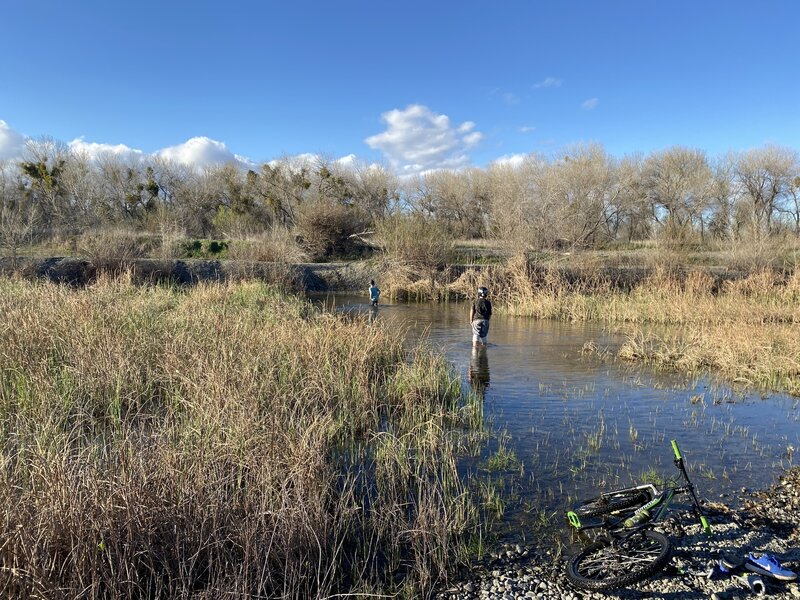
xmin=566 ymin=529 xmax=671 ymax=591
xmin=574 ymin=489 xmax=652 ymax=518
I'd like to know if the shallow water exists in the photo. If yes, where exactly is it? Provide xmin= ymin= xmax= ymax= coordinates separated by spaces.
xmin=315 ymin=294 xmax=800 ymax=542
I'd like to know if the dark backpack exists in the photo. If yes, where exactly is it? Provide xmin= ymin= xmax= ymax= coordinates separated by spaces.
xmin=474 ymin=298 xmax=492 ymax=319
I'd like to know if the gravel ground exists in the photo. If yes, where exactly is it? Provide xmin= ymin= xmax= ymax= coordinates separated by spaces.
xmin=437 ymin=468 xmax=800 ymax=600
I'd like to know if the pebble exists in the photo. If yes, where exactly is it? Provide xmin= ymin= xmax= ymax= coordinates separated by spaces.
xmin=435 ymin=466 xmax=800 ymax=600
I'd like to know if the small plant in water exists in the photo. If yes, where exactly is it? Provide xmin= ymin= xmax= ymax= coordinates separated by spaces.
xmin=486 ymin=445 xmax=519 ymax=472
xmin=477 ymin=480 xmax=506 ymax=517
xmin=701 ymin=467 xmax=717 ymax=480
xmin=586 ymin=417 xmax=606 ymax=453
xmin=639 ymin=466 xmax=665 ymax=487
xmin=628 ymin=422 xmax=638 ymax=443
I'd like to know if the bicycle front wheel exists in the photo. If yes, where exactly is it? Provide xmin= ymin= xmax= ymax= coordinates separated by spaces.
xmin=566 ymin=529 xmax=671 ymax=591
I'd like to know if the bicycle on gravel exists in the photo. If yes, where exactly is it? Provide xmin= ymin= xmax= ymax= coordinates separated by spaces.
xmin=564 ymin=440 xmax=713 ymax=591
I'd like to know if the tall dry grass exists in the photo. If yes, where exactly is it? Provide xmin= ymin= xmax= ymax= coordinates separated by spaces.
xmin=491 ymin=260 xmax=800 ymax=394
xmin=226 ymin=227 xmax=308 ymax=264
xmin=0 ymin=277 xmax=482 ymax=598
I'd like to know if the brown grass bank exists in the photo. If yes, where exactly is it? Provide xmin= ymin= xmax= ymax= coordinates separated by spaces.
xmin=498 ymin=262 xmax=800 ymax=395
xmin=0 ymin=276 xmax=484 ymax=598
xmin=383 ymin=257 xmax=800 ymax=395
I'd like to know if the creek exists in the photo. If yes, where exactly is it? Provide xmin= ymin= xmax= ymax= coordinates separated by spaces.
xmin=316 ymin=294 xmax=800 ymax=544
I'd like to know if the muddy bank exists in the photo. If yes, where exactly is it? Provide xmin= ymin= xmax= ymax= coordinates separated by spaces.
xmin=0 ymin=256 xmax=750 ymax=293
xmin=0 ymin=256 xmax=378 ymax=291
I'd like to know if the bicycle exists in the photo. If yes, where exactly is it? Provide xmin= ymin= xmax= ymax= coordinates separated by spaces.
xmin=564 ymin=440 xmax=713 ymax=591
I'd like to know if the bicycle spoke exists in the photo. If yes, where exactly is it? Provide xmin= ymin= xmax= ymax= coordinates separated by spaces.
xmin=575 ymin=535 xmax=665 ymax=581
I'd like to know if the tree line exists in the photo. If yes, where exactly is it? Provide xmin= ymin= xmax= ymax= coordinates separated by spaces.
xmin=1 ymin=138 xmax=799 ymax=260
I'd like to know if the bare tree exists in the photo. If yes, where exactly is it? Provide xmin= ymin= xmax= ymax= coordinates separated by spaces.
xmin=787 ymin=176 xmax=800 ymax=234
xmin=733 ymin=144 xmax=797 ymax=234
xmin=706 ymin=154 xmax=736 ymax=240
xmin=641 ymin=147 xmax=713 ymax=243
xmin=544 ymin=143 xmax=620 ymax=248
xmin=60 ymin=150 xmax=103 ymax=228
xmin=0 ymin=162 xmax=41 ymax=261
xmin=18 ymin=137 xmax=70 ymax=234
xmin=350 ymin=162 xmax=398 ymax=220
xmin=417 ymin=169 xmax=488 ymax=238
xmin=246 ymin=157 xmax=312 ymax=227
xmin=614 ymin=154 xmax=652 ymax=242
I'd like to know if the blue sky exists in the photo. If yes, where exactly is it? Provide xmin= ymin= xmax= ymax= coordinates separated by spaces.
xmin=1 ymin=0 xmax=798 ymax=173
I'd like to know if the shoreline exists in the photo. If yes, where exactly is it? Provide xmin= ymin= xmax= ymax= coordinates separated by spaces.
xmin=0 ymin=255 xmax=749 ymax=293
xmin=438 ymin=467 xmax=800 ymax=600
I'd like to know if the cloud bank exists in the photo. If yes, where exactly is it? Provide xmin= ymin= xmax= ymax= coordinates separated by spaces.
xmin=365 ymin=104 xmax=483 ymax=176
xmin=156 ymin=137 xmax=253 ymax=170
xmin=3 ymin=106 xmax=484 ymax=177
xmin=0 ymin=121 xmax=26 ymax=161
xmin=68 ymin=138 xmax=144 ymax=162
xmin=0 ymin=120 xmax=258 ymax=170
xmin=491 ymin=153 xmax=528 ymax=168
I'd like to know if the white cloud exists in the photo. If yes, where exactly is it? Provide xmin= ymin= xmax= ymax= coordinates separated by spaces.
xmin=533 ymin=77 xmax=563 ymax=89
xmin=155 ymin=136 xmax=253 ymax=169
xmin=503 ymin=92 xmax=520 ymax=105
xmin=0 ymin=120 xmax=26 ymax=161
xmin=581 ymin=97 xmax=599 ymax=110
xmin=491 ymin=153 xmax=528 ymax=168
xmin=519 ymin=125 xmax=536 ymax=133
xmin=334 ymin=153 xmax=357 ymax=168
xmin=68 ymin=137 xmax=144 ymax=162
xmin=267 ymin=152 xmax=373 ymax=174
xmin=266 ymin=154 xmax=316 ymax=173
xmin=463 ymin=132 xmax=483 ymax=147
xmin=364 ymin=104 xmax=483 ymax=175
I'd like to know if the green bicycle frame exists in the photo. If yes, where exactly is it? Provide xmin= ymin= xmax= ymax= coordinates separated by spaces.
xmin=567 ymin=440 xmax=712 ymax=535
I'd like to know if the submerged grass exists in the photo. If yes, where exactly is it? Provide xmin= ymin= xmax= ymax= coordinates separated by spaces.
xmin=0 ymin=276 xmax=485 ymax=599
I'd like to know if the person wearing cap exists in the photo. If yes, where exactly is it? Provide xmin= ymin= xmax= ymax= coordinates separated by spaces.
xmin=469 ymin=286 xmax=492 ymax=347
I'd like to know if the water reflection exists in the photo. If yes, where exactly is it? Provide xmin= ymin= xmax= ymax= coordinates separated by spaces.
xmin=367 ymin=304 xmax=379 ymax=324
xmin=468 ymin=345 xmax=490 ymax=394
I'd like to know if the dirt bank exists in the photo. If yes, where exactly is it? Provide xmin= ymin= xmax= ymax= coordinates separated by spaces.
xmin=0 ymin=256 xmax=749 ymax=294
xmin=0 ymin=256 xmax=379 ymax=291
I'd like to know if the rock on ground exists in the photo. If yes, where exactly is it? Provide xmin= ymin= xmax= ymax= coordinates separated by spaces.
xmin=437 ymin=468 xmax=800 ymax=600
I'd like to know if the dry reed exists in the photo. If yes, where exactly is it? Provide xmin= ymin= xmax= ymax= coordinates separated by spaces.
xmin=495 ymin=261 xmax=800 ymax=394
xmin=0 ymin=276 xmax=482 ymax=598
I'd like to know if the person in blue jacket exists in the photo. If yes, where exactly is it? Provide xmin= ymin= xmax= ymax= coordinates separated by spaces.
xmin=368 ymin=280 xmax=380 ymax=306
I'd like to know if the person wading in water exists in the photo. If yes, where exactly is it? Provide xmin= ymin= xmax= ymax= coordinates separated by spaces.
xmin=368 ymin=279 xmax=380 ymax=307
xmin=469 ymin=286 xmax=492 ymax=347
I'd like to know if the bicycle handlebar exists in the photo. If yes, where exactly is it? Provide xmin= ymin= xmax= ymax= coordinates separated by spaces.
xmin=671 ymin=439 xmax=682 ymax=460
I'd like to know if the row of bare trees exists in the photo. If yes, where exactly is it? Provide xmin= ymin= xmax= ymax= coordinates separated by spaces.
xmin=481 ymin=144 xmax=800 ymax=250
xmin=1 ymin=138 xmax=799 ymax=259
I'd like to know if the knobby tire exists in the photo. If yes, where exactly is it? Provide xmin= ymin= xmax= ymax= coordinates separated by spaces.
xmin=566 ymin=529 xmax=672 ymax=591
